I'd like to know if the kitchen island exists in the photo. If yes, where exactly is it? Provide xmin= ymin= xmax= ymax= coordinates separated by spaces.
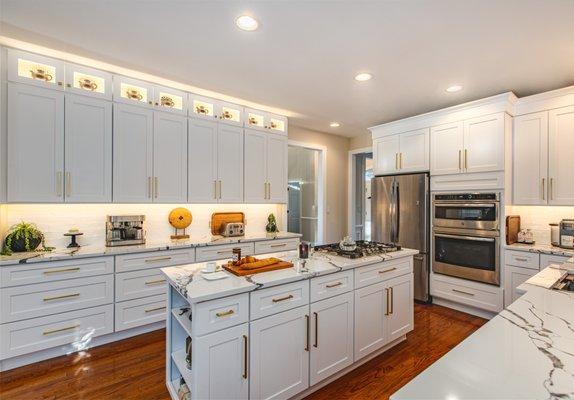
xmin=161 ymin=247 xmax=418 ymax=400
xmin=392 ymin=259 xmax=574 ymax=400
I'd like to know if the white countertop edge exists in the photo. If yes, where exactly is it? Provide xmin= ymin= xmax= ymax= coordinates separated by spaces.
xmin=505 ymin=242 xmax=574 ymax=258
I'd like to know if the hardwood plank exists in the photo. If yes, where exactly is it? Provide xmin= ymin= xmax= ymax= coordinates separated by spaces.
xmin=0 ymin=304 xmax=485 ymax=400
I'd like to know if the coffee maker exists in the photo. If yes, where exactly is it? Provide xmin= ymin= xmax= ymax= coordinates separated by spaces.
xmin=106 ymin=215 xmax=146 ymax=246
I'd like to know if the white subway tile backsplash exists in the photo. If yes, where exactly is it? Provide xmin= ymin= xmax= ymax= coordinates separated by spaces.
xmin=505 ymin=205 xmax=574 ymax=244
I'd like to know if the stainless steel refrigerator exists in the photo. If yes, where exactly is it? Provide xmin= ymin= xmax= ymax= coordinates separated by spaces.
xmin=371 ymin=173 xmax=430 ymax=302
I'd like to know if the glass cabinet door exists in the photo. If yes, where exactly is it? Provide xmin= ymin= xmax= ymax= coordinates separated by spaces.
xmin=8 ymin=49 xmax=65 ymax=90
xmin=189 ymin=94 xmax=217 ymax=120
xmin=216 ymin=100 xmax=243 ymax=126
xmin=65 ymin=63 xmax=112 ymax=100
xmin=113 ymin=76 xmax=154 ymax=107
xmin=154 ymin=85 xmax=187 ymax=115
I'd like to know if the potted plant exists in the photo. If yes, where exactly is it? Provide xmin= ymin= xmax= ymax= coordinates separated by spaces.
xmin=266 ymin=213 xmax=279 ymax=238
xmin=1 ymin=222 xmax=54 ymax=255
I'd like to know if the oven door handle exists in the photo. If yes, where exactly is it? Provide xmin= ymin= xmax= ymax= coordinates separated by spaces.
xmin=434 ymin=233 xmax=496 ymax=242
xmin=434 ymin=203 xmax=496 ymax=208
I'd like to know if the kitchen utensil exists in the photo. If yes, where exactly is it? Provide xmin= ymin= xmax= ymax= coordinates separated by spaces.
xmin=210 ymin=212 xmax=245 ymax=235
xmin=559 ymin=219 xmax=574 ymax=249
xmin=169 ymin=207 xmax=192 ymax=239
xmin=202 ymin=261 xmax=217 ymax=273
xmin=524 ymin=229 xmax=534 ymax=244
xmin=505 ymin=215 xmax=520 ymax=245
xmin=550 ymin=223 xmax=560 ymax=246
xmin=106 ymin=215 xmax=145 ymax=247
xmin=223 ymin=258 xmax=294 ymax=276
xmin=220 ymin=222 xmax=245 ymax=237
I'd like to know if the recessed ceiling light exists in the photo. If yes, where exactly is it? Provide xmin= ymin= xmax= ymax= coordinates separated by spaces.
xmin=354 ymin=73 xmax=373 ymax=82
xmin=236 ymin=15 xmax=259 ymax=31
xmin=330 ymin=122 xmax=340 ymax=128
xmin=446 ymin=85 xmax=462 ymax=93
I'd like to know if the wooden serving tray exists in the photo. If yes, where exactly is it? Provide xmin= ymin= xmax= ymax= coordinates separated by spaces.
xmin=210 ymin=212 xmax=245 ymax=235
xmin=223 ymin=260 xmax=294 ymax=276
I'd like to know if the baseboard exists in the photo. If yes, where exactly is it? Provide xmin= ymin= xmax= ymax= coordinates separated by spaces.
xmin=0 ymin=321 xmax=165 ymax=372
xmin=432 ymin=298 xmax=496 ymax=320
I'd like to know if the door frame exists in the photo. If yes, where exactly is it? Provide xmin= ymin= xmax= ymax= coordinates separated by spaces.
xmin=287 ymin=140 xmax=327 ymax=245
xmin=348 ymin=146 xmax=373 ymax=239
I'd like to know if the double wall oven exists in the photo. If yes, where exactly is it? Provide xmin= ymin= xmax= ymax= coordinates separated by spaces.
xmin=432 ymin=193 xmax=500 ymax=285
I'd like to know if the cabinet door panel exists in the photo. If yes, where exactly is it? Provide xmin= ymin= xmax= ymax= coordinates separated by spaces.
xmin=194 ymin=323 xmax=249 ymax=400
xmin=244 ymin=129 xmax=267 ymax=203
xmin=218 ymin=125 xmax=244 ymax=203
xmin=549 ymin=106 xmax=574 ymax=205
xmin=513 ymin=112 xmax=548 ymax=205
xmin=373 ymin=135 xmax=399 ymax=175
xmin=7 ymin=83 xmax=64 ymax=202
xmin=113 ymin=103 xmax=153 ymax=202
xmin=463 ymin=113 xmax=505 ymax=173
xmin=188 ymin=118 xmax=218 ymax=202
xmin=430 ymin=122 xmax=463 ymax=175
xmin=354 ymin=281 xmax=387 ymax=361
xmin=310 ymin=292 xmax=354 ymax=386
xmin=504 ymin=265 xmax=536 ymax=307
xmin=250 ymin=305 xmax=309 ymax=400
xmin=267 ymin=134 xmax=288 ymax=203
xmin=386 ymin=273 xmax=414 ymax=343
xmin=399 ymin=128 xmax=429 ymax=172
xmin=153 ymin=112 xmax=187 ymax=202
xmin=65 ymin=95 xmax=112 ymax=202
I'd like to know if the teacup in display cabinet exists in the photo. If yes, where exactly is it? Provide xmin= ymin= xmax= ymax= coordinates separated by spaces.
xmin=65 ymin=63 xmax=112 ymax=100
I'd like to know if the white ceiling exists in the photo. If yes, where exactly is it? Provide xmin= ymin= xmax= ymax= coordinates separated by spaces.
xmin=1 ymin=0 xmax=573 ymax=137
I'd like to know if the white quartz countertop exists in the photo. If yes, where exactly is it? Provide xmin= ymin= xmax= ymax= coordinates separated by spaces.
xmin=505 ymin=242 xmax=574 ymax=257
xmin=161 ymin=248 xmax=419 ymax=304
xmin=0 ymin=232 xmax=302 ymax=267
xmin=392 ymin=263 xmax=574 ymax=400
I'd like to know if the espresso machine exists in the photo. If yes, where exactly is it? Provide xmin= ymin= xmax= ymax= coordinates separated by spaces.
xmin=106 ymin=215 xmax=146 ymax=246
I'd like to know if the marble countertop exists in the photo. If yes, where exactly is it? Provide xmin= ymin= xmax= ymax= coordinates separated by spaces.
xmin=161 ymin=248 xmax=419 ymax=304
xmin=392 ymin=262 xmax=574 ymax=400
xmin=506 ymin=242 xmax=574 ymax=257
xmin=0 ymin=232 xmax=302 ymax=266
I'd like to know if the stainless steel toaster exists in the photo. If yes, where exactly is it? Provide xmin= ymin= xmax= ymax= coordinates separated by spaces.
xmin=220 ymin=222 xmax=245 ymax=237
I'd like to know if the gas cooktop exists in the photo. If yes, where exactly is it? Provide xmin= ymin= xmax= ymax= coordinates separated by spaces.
xmin=314 ymin=240 xmax=401 ymax=259
xmin=553 ymin=274 xmax=574 ymax=291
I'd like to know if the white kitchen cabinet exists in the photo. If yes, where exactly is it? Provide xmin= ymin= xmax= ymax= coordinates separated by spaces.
xmin=463 ymin=113 xmax=505 ymax=174
xmin=374 ymin=129 xmax=429 ymax=175
xmin=513 ymin=112 xmax=549 ymax=205
xmin=7 ymin=83 xmax=64 ymax=202
xmin=540 ymin=253 xmax=571 ymax=268
xmin=217 ymin=124 xmax=244 ymax=203
xmin=153 ymin=112 xmax=187 ymax=202
xmin=249 ymin=305 xmax=309 ymax=400
xmin=65 ymin=63 xmax=112 ymax=100
xmin=386 ymin=273 xmax=414 ymax=343
xmin=309 ymin=292 xmax=354 ymax=386
xmin=548 ymin=106 xmax=574 ymax=205
xmin=194 ymin=323 xmax=249 ymax=400
xmin=430 ymin=122 xmax=463 ymax=175
xmin=7 ymin=49 xmax=65 ymax=90
xmin=373 ymin=135 xmax=399 ymax=175
xmin=188 ymin=118 xmax=218 ymax=202
xmin=244 ymin=108 xmax=288 ymax=135
xmin=64 ymin=95 xmax=112 ymax=202
xmin=113 ymin=75 xmax=154 ymax=108
xmin=504 ymin=265 xmax=536 ymax=307
xmin=265 ymin=134 xmax=288 ymax=203
xmin=113 ymin=103 xmax=154 ymax=202
xmin=354 ymin=281 xmax=386 ymax=361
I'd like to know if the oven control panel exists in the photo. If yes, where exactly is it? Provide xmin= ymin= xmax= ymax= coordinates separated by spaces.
xmin=434 ymin=193 xmax=498 ymax=201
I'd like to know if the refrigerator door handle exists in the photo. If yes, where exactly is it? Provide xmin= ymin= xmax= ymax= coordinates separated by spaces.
xmin=395 ymin=180 xmax=400 ymax=242
xmin=389 ymin=181 xmax=395 ymax=242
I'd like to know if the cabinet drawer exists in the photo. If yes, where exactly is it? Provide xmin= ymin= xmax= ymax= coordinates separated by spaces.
xmin=0 ymin=275 xmax=114 ymax=323
xmin=0 ymin=257 xmax=114 ymax=288
xmin=254 ymin=238 xmax=299 ymax=254
xmin=540 ymin=253 xmax=571 ymax=268
xmin=194 ymin=293 xmax=249 ymax=336
xmin=354 ymin=257 xmax=413 ymax=289
xmin=115 ymin=248 xmax=195 ymax=272
xmin=310 ymin=270 xmax=354 ymax=303
xmin=0 ymin=304 xmax=114 ymax=360
xmin=195 ymin=243 xmax=254 ymax=262
xmin=115 ymin=294 xmax=166 ymax=332
xmin=115 ymin=269 xmax=167 ymax=302
xmin=250 ymin=280 xmax=309 ymax=320
xmin=431 ymin=275 xmax=503 ymax=313
xmin=505 ymin=250 xmax=539 ymax=270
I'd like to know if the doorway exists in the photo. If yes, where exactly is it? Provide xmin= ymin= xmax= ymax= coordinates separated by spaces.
xmin=348 ymin=148 xmax=373 ymax=241
xmin=287 ymin=143 xmax=326 ymax=245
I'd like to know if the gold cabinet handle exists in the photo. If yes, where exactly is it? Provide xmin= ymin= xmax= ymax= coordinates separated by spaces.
xmin=464 ymin=149 xmax=468 ymax=171
xmin=542 ymin=178 xmax=546 ymax=201
xmin=378 ymin=267 xmax=397 ymax=274
xmin=216 ymin=309 xmax=235 ymax=317
xmin=56 ymin=171 xmax=63 ymax=197
xmin=326 ymin=281 xmax=342 ymax=288
xmin=395 ymin=153 xmax=399 ymax=170
xmin=148 ymin=177 xmax=152 ymax=198
xmin=214 ymin=180 xmax=218 ymax=199
xmin=458 ymin=150 xmax=462 ymax=171
xmin=515 ymin=257 xmax=528 ymax=262
xmin=272 ymin=294 xmax=294 ymax=303
xmin=145 ymin=256 xmax=172 ymax=263
xmin=385 ymin=288 xmax=390 ymax=316
xmin=217 ymin=250 xmax=232 ymax=254
xmin=305 ymin=314 xmax=310 ymax=351
xmin=43 ymin=267 xmax=80 ymax=275
xmin=65 ymin=172 xmax=71 ymax=197
xmin=43 ymin=293 xmax=80 ymax=302
xmin=145 ymin=279 xmax=166 ymax=285
xmin=144 ymin=306 xmax=165 ymax=313
xmin=399 ymin=153 xmax=403 ymax=169
xmin=270 ymin=243 xmax=287 ymax=248
xmin=43 ymin=324 xmax=80 ymax=336
xmin=218 ymin=180 xmax=222 ymax=199
xmin=550 ymin=178 xmax=554 ymax=200
xmin=390 ymin=286 xmax=394 ymax=315
xmin=452 ymin=288 xmax=475 ymax=296
xmin=154 ymin=177 xmax=159 ymax=198
xmin=313 ymin=312 xmax=318 ymax=348
xmin=242 ymin=335 xmax=248 ymax=379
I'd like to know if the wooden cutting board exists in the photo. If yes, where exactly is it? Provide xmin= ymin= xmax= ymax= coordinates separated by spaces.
xmin=223 ymin=260 xmax=294 ymax=276
xmin=506 ymin=215 xmax=521 ymax=245
xmin=210 ymin=212 xmax=245 ymax=235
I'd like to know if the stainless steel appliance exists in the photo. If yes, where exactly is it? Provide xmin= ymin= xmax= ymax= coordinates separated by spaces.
xmin=559 ymin=219 xmax=574 ymax=249
xmin=314 ymin=240 xmax=401 ymax=259
xmin=220 ymin=222 xmax=245 ymax=237
xmin=106 ymin=215 xmax=146 ymax=246
xmin=371 ymin=173 xmax=429 ymax=302
xmin=432 ymin=193 xmax=500 ymax=285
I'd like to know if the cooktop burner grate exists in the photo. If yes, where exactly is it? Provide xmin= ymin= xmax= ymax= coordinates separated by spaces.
xmin=314 ymin=240 xmax=401 ymax=259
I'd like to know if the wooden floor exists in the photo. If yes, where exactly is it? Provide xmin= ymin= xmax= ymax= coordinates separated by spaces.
xmin=0 ymin=303 xmax=486 ymax=400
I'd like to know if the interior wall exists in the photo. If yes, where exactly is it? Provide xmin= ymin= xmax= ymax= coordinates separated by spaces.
xmin=288 ymin=125 xmax=350 ymax=243
xmin=350 ymin=132 xmax=372 ymax=150
xmin=505 ymin=205 xmax=574 ymax=245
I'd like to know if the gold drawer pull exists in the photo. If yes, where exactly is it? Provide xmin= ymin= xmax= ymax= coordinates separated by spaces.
xmin=270 ymin=243 xmax=287 ymax=248
xmin=385 ymin=288 xmax=390 ymax=316
xmin=43 ymin=324 xmax=80 ymax=336
xmin=145 ymin=279 xmax=166 ymax=286
xmin=144 ymin=306 xmax=165 ymax=313
xmin=217 ymin=250 xmax=232 ymax=254
xmin=326 ymin=282 xmax=343 ymax=288
xmin=242 ymin=335 xmax=248 ymax=379
xmin=272 ymin=294 xmax=294 ymax=303
xmin=43 ymin=293 xmax=80 ymax=302
xmin=378 ymin=267 xmax=397 ymax=274
xmin=452 ymin=288 xmax=475 ymax=296
xmin=145 ymin=257 xmax=172 ymax=263
xmin=515 ymin=257 xmax=528 ymax=262
xmin=216 ymin=309 xmax=235 ymax=317
xmin=43 ymin=267 xmax=81 ymax=275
